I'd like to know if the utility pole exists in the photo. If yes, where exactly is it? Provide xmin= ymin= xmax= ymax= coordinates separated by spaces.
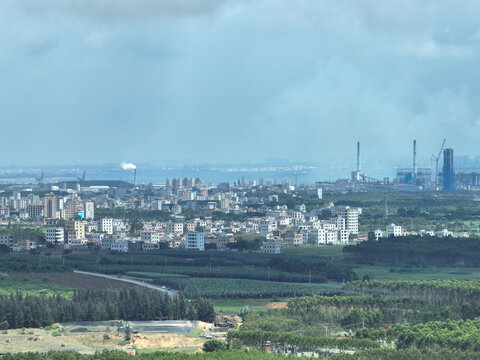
xmin=384 ymin=194 xmax=388 ymax=219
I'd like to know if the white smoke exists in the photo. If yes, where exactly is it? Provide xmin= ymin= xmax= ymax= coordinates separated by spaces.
xmin=121 ymin=162 xmax=136 ymax=170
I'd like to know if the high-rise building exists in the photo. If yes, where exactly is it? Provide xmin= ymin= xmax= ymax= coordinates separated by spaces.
xmin=335 ymin=206 xmax=359 ymax=234
xmin=443 ymin=148 xmax=455 ymax=191
xmin=85 ymin=201 xmax=95 ymax=220
xmin=44 ymin=193 xmax=57 ymax=220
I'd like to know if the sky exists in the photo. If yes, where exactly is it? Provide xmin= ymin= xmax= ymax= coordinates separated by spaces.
xmin=1 ymin=0 xmax=480 ymax=167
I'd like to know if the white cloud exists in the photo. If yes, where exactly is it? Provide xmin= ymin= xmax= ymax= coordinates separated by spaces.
xmin=398 ymin=40 xmax=474 ymax=59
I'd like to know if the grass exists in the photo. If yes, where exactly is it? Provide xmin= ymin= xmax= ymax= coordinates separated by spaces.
xmin=0 ymin=274 xmax=73 ymax=297
xmin=354 ymin=265 xmax=480 ymax=281
xmin=212 ymin=299 xmax=278 ymax=314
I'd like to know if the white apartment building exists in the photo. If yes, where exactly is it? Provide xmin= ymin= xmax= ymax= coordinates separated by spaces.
xmin=85 ymin=201 xmax=95 ymax=220
xmin=98 ymin=218 xmax=113 ymax=234
xmin=185 ymin=232 xmax=204 ymax=251
xmin=386 ymin=224 xmax=402 ymax=237
xmin=326 ymin=230 xmax=338 ymax=244
xmin=338 ymin=229 xmax=350 ymax=244
xmin=335 ymin=206 xmax=359 ymax=234
xmin=46 ymin=227 xmax=64 ymax=245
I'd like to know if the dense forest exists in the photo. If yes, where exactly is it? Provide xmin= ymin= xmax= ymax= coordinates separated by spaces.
xmin=0 ymin=288 xmax=214 ymax=329
xmin=0 ymin=255 xmax=71 ymax=273
xmin=344 ymin=236 xmax=480 ymax=265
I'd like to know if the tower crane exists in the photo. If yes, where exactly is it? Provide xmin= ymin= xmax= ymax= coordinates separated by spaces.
xmin=431 ymin=138 xmax=446 ymax=191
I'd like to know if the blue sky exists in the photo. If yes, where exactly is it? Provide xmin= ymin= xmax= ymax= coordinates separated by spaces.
xmin=1 ymin=0 xmax=480 ymax=166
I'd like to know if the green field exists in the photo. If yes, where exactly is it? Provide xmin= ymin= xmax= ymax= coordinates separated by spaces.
xmin=0 ymin=274 xmax=73 ymax=297
xmin=212 ymin=299 xmax=280 ymax=314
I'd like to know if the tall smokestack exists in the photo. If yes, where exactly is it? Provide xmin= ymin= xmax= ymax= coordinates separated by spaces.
xmin=357 ymin=141 xmax=361 ymax=172
xmin=134 ymin=168 xmax=137 ymax=187
xmin=413 ymin=140 xmax=417 ymax=180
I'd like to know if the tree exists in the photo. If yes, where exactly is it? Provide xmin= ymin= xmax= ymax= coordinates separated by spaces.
xmin=203 ymin=339 xmax=227 ymax=352
xmin=0 ymin=244 xmax=10 ymax=254
xmin=0 ymin=320 xmax=8 ymax=330
xmin=196 ymin=299 xmax=215 ymax=322
xmin=367 ymin=231 xmax=376 ymax=242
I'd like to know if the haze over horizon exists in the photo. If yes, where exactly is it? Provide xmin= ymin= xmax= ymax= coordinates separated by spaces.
xmin=2 ymin=0 xmax=480 ymax=166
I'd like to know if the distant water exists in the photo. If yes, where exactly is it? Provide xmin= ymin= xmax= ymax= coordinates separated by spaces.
xmin=1 ymin=167 xmax=398 ymax=186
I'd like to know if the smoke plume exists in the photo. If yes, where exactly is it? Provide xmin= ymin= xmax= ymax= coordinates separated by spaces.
xmin=121 ymin=162 xmax=136 ymax=170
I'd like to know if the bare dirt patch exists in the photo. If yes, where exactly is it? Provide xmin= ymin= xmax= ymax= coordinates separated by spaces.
xmin=10 ymin=273 xmax=141 ymax=291
xmin=266 ymin=302 xmax=288 ymax=309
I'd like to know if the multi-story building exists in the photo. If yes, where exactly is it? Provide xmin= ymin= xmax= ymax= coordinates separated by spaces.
xmin=98 ymin=218 xmax=113 ymax=234
xmin=65 ymin=220 xmax=85 ymax=240
xmin=27 ymin=204 xmax=44 ymax=219
xmin=443 ymin=148 xmax=455 ymax=191
xmin=386 ymin=224 xmax=402 ymax=237
xmin=63 ymin=196 xmax=84 ymax=220
xmin=46 ymin=227 xmax=64 ymax=245
xmin=263 ymin=241 xmax=288 ymax=254
xmin=44 ymin=193 xmax=57 ymax=220
xmin=284 ymin=232 xmax=303 ymax=246
xmin=185 ymin=232 xmax=204 ymax=251
xmin=140 ymin=231 xmax=161 ymax=243
xmin=0 ymin=234 xmax=13 ymax=248
xmin=85 ymin=201 xmax=95 ymax=220
xmin=166 ymin=221 xmax=184 ymax=235
xmin=111 ymin=239 xmax=129 ymax=252
xmin=335 ymin=206 xmax=359 ymax=234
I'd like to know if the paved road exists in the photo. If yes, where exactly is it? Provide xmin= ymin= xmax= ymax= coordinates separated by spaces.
xmin=74 ymin=270 xmax=178 ymax=297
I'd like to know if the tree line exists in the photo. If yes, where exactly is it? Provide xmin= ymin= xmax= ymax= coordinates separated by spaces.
xmin=0 ymin=288 xmax=214 ymax=329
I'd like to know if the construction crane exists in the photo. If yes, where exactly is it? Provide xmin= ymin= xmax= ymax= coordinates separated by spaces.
xmin=35 ymin=170 xmax=45 ymax=184
xmin=431 ymin=138 xmax=446 ymax=191
xmin=77 ymin=170 xmax=86 ymax=182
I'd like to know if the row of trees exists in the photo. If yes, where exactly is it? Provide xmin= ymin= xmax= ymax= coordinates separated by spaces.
xmin=344 ymin=280 xmax=480 ymax=305
xmin=356 ymin=317 xmax=480 ymax=351
xmin=0 ymin=288 xmax=214 ymax=329
xmin=227 ymin=330 xmax=380 ymax=352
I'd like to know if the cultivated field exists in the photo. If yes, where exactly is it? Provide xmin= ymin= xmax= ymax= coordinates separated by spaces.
xmin=9 ymin=272 xmax=141 ymax=291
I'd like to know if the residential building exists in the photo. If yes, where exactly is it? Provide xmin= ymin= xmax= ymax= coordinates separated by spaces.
xmin=386 ymin=224 xmax=402 ymax=237
xmin=0 ymin=234 xmax=13 ymax=248
xmin=263 ymin=241 xmax=288 ymax=254
xmin=166 ymin=221 xmax=184 ymax=235
xmin=27 ymin=204 xmax=44 ymax=219
xmin=140 ymin=231 xmax=161 ymax=243
xmin=85 ymin=201 xmax=95 ymax=219
xmin=185 ymin=232 xmax=204 ymax=251
xmin=335 ymin=206 xmax=359 ymax=234
xmin=111 ymin=239 xmax=129 ymax=252
xmin=46 ymin=227 xmax=64 ymax=245
xmin=98 ymin=218 xmax=113 ymax=234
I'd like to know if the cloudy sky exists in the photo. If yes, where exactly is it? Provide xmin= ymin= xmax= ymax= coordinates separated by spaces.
xmin=1 ymin=0 xmax=480 ymax=166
